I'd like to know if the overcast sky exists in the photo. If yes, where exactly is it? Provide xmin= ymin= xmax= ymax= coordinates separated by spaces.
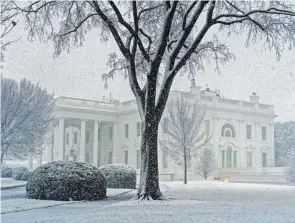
xmin=2 ymin=17 xmax=295 ymax=122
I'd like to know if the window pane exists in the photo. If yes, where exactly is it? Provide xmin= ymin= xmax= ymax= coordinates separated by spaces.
xmin=136 ymin=150 xmax=141 ymax=169
xmin=124 ymin=151 xmax=128 ymax=164
xmin=246 ymin=125 xmax=252 ymax=139
xmin=108 ymin=151 xmax=112 ymax=164
xmin=225 ymin=129 xmax=231 ymax=137
xmin=262 ymin=127 xmax=267 ymax=141
xmin=125 ymin=124 xmax=129 ymax=138
xmin=247 ymin=152 xmax=252 ymax=167
xmin=137 ymin=122 xmax=141 ymax=137
xmin=262 ymin=153 xmax=267 ymax=167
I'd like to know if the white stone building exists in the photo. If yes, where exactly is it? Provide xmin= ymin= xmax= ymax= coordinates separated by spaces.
xmin=48 ymin=85 xmax=278 ymax=181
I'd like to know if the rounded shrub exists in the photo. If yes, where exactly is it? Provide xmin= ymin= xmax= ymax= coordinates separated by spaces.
xmin=99 ymin=164 xmax=136 ymax=189
xmin=26 ymin=161 xmax=107 ymax=201
xmin=21 ymin=170 xmax=33 ymax=181
xmin=1 ymin=167 xmax=13 ymax=178
xmin=12 ymin=167 xmax=29 ymax=180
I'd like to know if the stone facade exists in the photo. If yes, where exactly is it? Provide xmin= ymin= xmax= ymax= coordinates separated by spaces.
xmin=48 ymin=86 xmax=277 ymax=181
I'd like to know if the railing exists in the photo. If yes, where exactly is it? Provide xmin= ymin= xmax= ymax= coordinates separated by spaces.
xmin=56 ymin=97 xmax=118 ymax=110
xmin=243 ymin=102 xmax=255 ymax=108
xmin=218 ymin=98 xmax=239 ymax=105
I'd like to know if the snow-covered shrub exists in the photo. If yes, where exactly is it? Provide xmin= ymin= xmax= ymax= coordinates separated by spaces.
xmin=12 ymin=167 xmax=29 ymax=180
xmin=1 ymin=167 xmax=13 ymax=178
xmin=285 ymin=155 xmax=295 ymax=182
xmin=99 ymin=164 xmax=136 ymax=189
xmin=21 ymin=170 xmax=33 ymax=181
xmin=26 ymin=161 xmax=107 ymax=201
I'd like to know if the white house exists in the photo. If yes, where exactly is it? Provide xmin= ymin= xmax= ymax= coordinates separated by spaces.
xmin=48 ymin=84 xmax=282 ymax=182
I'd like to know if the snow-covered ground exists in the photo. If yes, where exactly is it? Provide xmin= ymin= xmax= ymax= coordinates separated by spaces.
xmin=2 ymin=181 xmax=295 ymax=223
xmin=1 ymin=178 xmax=27 ymax=189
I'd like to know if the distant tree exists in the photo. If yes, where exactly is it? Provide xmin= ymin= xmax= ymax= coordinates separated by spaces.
xmin=1 ymin=1 xmax=20 ymax=64
xmin=160 ymin=93 xmax=211 ymax=184
xmin=274 ymin=121 xmax=295 ymax=167
xmin=1 ymin=78 xmax=54 ymax=162
xmin=196 ymin=148 xmax=216 ymax=180
xmin=285 ymin=151 xmax=295 ymax=182
xmin=13 ymin=0 xmax=295 ymax=200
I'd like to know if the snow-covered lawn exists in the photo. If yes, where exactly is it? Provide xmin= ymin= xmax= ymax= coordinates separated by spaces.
xmin=1 ymin=178 xmax=27 ymax=189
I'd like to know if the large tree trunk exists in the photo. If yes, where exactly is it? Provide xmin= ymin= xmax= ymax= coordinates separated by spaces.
xmin=183 ymin=154 xmax=187 ymax=184
xmin=136 ymin=121 xmax=165 ymax=200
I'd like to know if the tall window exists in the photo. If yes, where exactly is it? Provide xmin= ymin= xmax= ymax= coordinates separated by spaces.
xmin=222 ymin=150 xmax=225 ymax=168
xmin=247 ymin=151 xmax=252 ymax=167
xmin=66 ymin=133 xmax=69 ymax=145
xmin=233 ymin=151 xmax=237 ymax=168
xmin=109 ymin=127 xmax=113 ymax=140
xmin=86 ymin=129 xmax=90 ymax=143
xmin=246 ymin=125 xmax=252 ymax=139
xmin=108 ymin=151 xmax=113 ymax=164
xmin=136 ymin=122 xmax=141 ymax=137
xmin=124 ymin=151 xmax=128 ymax=164
xmin=136 ymin=150 xmax=141 ymax=169
xmin=125 ymin=124 xmax=129 ymax=138
xmin=262 ymin=152 xmax=267 ymax=167
xmin=163 ymin=118 xmax=168 ymax=134
xmin=163 ymin=150 xmax=168 ymax=169
xmin=98 ymin=129 xmax=101 ymax=141
xmin=74 ymin=132 xmax=78 ymax=144
xmin=262 ymin=127 xmax=267 ymax=141
xmin=221 ymin=124 xmax=236 ymax=137
xmin=226 ymin=147 xmax=232 ymax=168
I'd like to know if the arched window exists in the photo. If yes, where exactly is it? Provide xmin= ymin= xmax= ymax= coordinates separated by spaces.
xmin=221 ymin=124 xmax=236 ymax=137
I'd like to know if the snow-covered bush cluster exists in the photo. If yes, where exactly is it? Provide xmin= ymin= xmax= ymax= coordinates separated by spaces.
xmin=21 ymin=170 xmax=33 ymax=181
xmin=1 ymin=166 xmax=13 ymax=178
xmin=99 ymin=164 xmax=136 ymax=189
xmin=285 ymin=154 xmax=295 ymax=182
xmin=12 ymin=167 xmax=28 ymax=180
xmin=26 ymin=161 xmax=107 ymax=201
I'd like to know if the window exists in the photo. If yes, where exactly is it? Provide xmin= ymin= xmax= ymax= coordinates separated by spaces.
xmin=233 ymin=151 xmax=237 ymax=168
xmin=163 ymin=118 xmax=168 ymax=134
xmin=136 ymin=150 xmax=141 ymax=169
xmin=86 ymin=130 xmax=90 ymax=143
xmin=204 ymin=120 xmax=210 ymax=135
xmin=124 ymin=151 xmax=128 ymax=164
xmin=98 ymin=129 xmax=101 ymax=141
xmin=74 ymin=132 xmax=78 ymax=144
xmin=226 ymin=147 xmax=232 ymax=168
xmin=262 ymin=127 xmax=267 ymax=141
xmin=225 ymin=129 xmax=231 ymax=137
xmin=108 ymin=151 xmax=113 ymax=164
xmin=137 ymin=122 xmax=141 ymax=137
xmin=125 ymin=124 xmax=129 ymax=138
xmin=221 ymin=124 xmax=236 ymax=137
xmin=163 ymin=150 xmax=168 ymax=169
xmin=109 ymin=127 xmax=113 ymax=140
xmin=246 ymin=125 xmax=252 ymax=139
xmin=66 ymin=133 xmax=69 ymax=145
xmin=247 ymin=151 xmax=252 ymax=167
xmin=262 ymin=152 xmax=267 ymax=167
xmin=222 ymin=150 xmax=225 ymax=168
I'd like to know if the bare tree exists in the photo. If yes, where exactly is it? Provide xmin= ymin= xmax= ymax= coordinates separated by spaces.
xmin=196 ymin=148 xmax=216 ymax=180
xmin=1 ymin=77 xmax=54 ymax=162
xmin=13 ymin=1 xmax=295 ymax=200
xmin=1 ymin=1 xmax=20 ymax=63
xmin=160 ymin=93 xmax=211 ymax=184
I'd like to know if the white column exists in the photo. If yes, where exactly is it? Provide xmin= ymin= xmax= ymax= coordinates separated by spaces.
xmin=28 ymin=153 xmax=33 ymax=170
xmin=58 ymin=118 xmax=65 ymax=160
xmin=112 ymin=122 xmax=118 ymax=164
xmin=80 ymin=119 xmax=86 ymax=162
xmin=100 ymin=124 xmax=105 ymax=166
xmin=93 ymin=120 xmax=99 ymax=167
xmin=48 ymin=128 xmax=54 ymax=162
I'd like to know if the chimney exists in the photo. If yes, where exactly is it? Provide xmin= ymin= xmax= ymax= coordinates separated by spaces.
xmin=250 ymin=92 xmax=259 ymax=103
